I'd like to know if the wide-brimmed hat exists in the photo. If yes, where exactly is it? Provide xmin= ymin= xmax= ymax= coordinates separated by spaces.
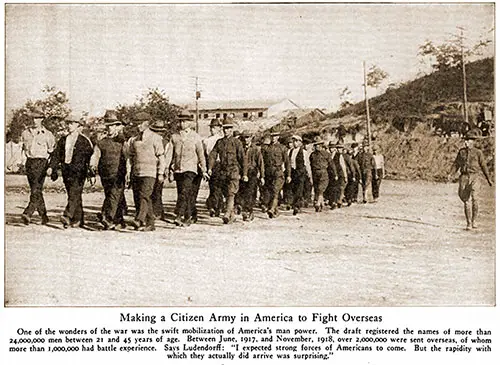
xmin=210 ymin=118 xmax=222 ymax=128
xmin=133 ymin=112 xmax=153 ymax=122
xmin=222 ymin=118 xmax=234 ymax=128
xmin=240 ymin=130 xmax=253 ymax=138
xmin=270 ymin=131 xmax=280 ymax=136
xmin=103 ymin=110 xmax=122 ymax=126
xmin=150 ymin=120 xmax=167 ymax=133
xmin=65 ymin=113 xmax=85 ymax=125
xmin=27 ymin=108 xmax=45 ymax=119
xmin=464 ymin=129 xmax=481 ymax=140
xmin=313 ymin=136 xmax=325 ymax=146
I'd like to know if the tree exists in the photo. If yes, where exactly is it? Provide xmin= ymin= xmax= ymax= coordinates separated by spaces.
xmin=418 ymin=32 xmax=492 ymax=72
xmin=115 ymin=88 xmax=182 ymax=137
xmin=339 ymin=86 xmax=354 ymax=110
xmin=366 ymin=65 xmax=389 ymax=89
xmin=6 ymin=86 xmax=71 ymax=141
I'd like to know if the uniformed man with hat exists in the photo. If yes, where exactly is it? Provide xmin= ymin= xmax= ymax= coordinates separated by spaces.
xmin=90 ymin=110 xmax=127 ymax=229
xmin=309 ymin=137 xmax=333 ymax=212
xmin=170 ymin=112 xmax=207 ymax=226
xmin=50 ymin=113 xmax=94 ymax=228
xmin=20 ymin=108 xmax=56 ymax=225
xmin=327 ymin=141 xmax=350 ymax=209
xmin=124 ymin=112 xmax=166 ymax=231
xmin=261 ymin=131 xmax=291 ymax=218
xmin=448 ymin=128 xmax=493 ymax=230
xmin=208 ymin=117 xmax=247 ymax=224
xmin=236 ymin=130 xmax=264 ymax=221
xmin=204 ymin=118 xmax=224 ymax=217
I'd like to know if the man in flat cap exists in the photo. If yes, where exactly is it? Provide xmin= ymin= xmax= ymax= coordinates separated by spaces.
xmin=19 ymin=108 xmax=56 ymax=225
xmin=448 ymin=129 xmax=493 ymax=230
xmin=208 ymin=118 xmax=247 ymax=224
xmin=170 ymin=113 xmax=207 ymax=226
xmin=261 ymin=131 xmax=291 ymax=218
xmin=204 ymin=118 xmax=224 ymax=217
xmin=309 ymin=137 xmax=333 ymax=212
xmin=236 ymin=130 xmax=264 ymax=221
xmin=90 ymin=110 xmax=127 ymax=230
xmin=50 ymin=114 xmax=94 ymax=228
xmin=327 ymin=142 xmax=350 ymax=209
xmin=124 ymin=112 xmax=166 ymax=231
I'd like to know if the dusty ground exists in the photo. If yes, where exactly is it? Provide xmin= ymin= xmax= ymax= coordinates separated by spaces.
xmin=4 ymin=174 xmax=495 ymax=307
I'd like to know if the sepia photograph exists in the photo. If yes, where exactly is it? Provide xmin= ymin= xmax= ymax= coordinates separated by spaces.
xmin=3 ymin=3 xmax=495 ymax=307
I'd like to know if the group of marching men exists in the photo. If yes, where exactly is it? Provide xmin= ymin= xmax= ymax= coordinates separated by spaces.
xmin=18 ymin=108 xmax=385 ymax=231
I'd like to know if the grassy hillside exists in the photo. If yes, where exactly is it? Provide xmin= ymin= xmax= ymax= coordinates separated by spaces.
xmin=334 ymin=57 xmax=494 ymax=121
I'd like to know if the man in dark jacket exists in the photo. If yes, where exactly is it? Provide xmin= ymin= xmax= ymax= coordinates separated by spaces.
xmin=208 ymin=118 xmax=247 ymax=224
xmin=344 ymin=144 xmax=360 ymax=206
xmin=357 ymin=142 xmax=375 ymax=203
xmin=309 ymin=139 xmax=333 ymax=212
xmin=90 ymin=110 xmax=127 ymax=230
xmin=237 ymin=130 xmax=264 ymax=221
xmin=289 ymin=135 xmax=307 ymax=215
xmin=50 ymin=115 xmax=94 ymax=228
xmin=261 ymin=132 xmax=291 ymax=218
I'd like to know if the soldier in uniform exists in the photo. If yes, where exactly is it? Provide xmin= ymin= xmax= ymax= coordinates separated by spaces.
xmin=170 ymin=113 xmax=207 ymax=227
xmin=90 ymin=110 xmax=127 ymax=230
xmin=124 ymin=112 xmax=166 ymax=231
xmin=328 ymin=142 xmax=350 ymax=209
xmin=448 ymin=129 xmax=492 ymax=230
xmin=20 ymin=109 xmax=56 ymax=225
xmin=309 ymin=138 xmax=333 ymax=212
xmin=357 ymin=142 xmax=375 ymax=203
xmin=288 ymin=135 xmax=307 ymax=215
xmin=302 ymin=138 xmax=314 ymax=208
xmin=50 ymin=114 xmax=94 ymax=228
xmin=262 ymin=132 xmax=291 ymax=218
xmin=237 ymin=130 xmax=264 ymax=221
xmin=258 ymin=134 xmax=272 ymax=211
xmin=208 ymin=118 xmax=247 ymax=224
xmin=203 ymin=118 xmax=223 ymax=217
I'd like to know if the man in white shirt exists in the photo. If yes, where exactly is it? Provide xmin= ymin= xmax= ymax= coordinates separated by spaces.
xmin=20 ymin=109 xmax=55 ymax=225
xmin=203 ymin=118 xmax=223 ymax=217
xmin=371 ymin=146 xmax=385 ymax=202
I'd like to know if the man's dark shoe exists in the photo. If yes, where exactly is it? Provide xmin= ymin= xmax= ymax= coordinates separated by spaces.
xmin=248 ymin=211 xmax=254 ymax=221
xmin=242 ymin=212 xmax=248 ymax=221
xmin=60 ymin=215 xmax=70 ymax=228
xmin=21 ymin=213 xmax=31 ymax=225
xmin=41 ymin=215 xmax=49 ymax=225
xmin=174 ymin=217 xmax=184 ymax=227
xmin=139 ymin=225 xmax=156 ymax=232
xmin=130 ymin=219 xmax=142 ymax=230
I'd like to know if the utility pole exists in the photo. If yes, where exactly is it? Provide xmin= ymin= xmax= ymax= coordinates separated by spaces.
xmin=458 ymin=27 xmax=469 ymax=126
xmin=195 ymin=76 xmax=200 ymax=133
xmin=363 ymin=61 xmax=372 ymax=147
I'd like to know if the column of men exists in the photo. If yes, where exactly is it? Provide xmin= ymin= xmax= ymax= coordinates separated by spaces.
xmin=19 ymin=110 xmax=383 ymax=230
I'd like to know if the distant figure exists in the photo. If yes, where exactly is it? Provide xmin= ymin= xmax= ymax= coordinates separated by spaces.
xmin=448 ymin=129 xmax=492 ymax=230
xmin=371 ymin=146 xmax=385 ymax=202
xmin=20 ymin=109 xmax=56 ymax=225
xmin=5 ymin=132 xmax=25 ymax=174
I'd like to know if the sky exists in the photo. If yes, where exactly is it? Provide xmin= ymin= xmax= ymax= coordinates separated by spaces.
xmin=5 ymin=3 xmax=495 ymax=118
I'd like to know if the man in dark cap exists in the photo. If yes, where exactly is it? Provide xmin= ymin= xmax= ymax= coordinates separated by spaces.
xmin=309 ymin=138 xmax=333 ymax=212
xmin=124 ymin=112 xmax=166 ymax=231
xmin=203 ymin=118 xmax=224 ymax=217
xmin=20 ymin=109 xmax=56 ymax=225
xmin=288 ymin=135 xmax=307 ymax=215
xmin=344 ymin=143 xmax=361 ymax=206
xmin=356 ymin=141 xmax=375 ymax=203
xmin=236 ymin=130 xmax=264 ymax=221
xmin=208 ymin=118 xmax=247 ymax=224
xmin=50 ymin=114 xmax=94 ymax=228
xmin=448 ymin=129 xmax=493 ymax=230
xmin=149 ymin=120 xmax=169 ymax=221
xmin=90 ymin=110 xmax=127 ymax=229
xmin=261 ymin=131 xmax=291 ymax=218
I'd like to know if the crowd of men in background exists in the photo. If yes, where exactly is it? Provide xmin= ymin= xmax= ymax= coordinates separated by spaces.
xmin=16 ymin=109 xmax=386 ymax=231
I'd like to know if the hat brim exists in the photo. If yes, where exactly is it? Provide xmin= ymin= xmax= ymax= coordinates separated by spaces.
xmin=222 ymin=124 xmax=234 ymax=128
xmin=104 ymin=120 xmax=123 ymax=126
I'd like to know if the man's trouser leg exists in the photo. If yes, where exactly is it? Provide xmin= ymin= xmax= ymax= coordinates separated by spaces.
xmin=303 ymin=177 xmax=312 ymax=206
xmin=459 ymin=174 xmax=478 ymax=227
xmin=190 ymin=173 xmax=202 ymax=219
xmin=151 ymin=178 xmax=164 ymax=218
xmin=133 ymin=176 xmax=155 ymax=226
xmin=372 ymin=168 xmax=383 ymax=200
xmin=223 ymin=177 xmax=240 ymax=221
xmin=337 ymin=179 xmax=347 ymax=206
xmin=361 ymin=170 xmax=372 ymax=202
xmin=291 ymin=169 xmax=305 ymax=211
xmin=243 ymin=175 xmax=259 ymax=214
xmin=101 ymin=178 xmax=124 ymax=222
xmin=268 ymin=174 xmax=284 ymax=214
xmin=24 ymin=158 xmax=49 ymax=218
xmin=62 ymin=169 xmax=86 ymax=225
xmin=175 ymin=171 xmax=196 ymax=221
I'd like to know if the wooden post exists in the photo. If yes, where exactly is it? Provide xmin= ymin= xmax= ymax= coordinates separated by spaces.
xmin=460 ymin=28 xmax=469 ymax=126
xmin=363 ymin=61 xmax=372 ymax=147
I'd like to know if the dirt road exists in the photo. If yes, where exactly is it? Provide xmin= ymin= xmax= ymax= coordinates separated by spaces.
xmin=4 ymin=176 xmax=495 ymax=307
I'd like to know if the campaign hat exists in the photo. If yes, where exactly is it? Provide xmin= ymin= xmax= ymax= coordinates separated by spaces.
xmin=464 ymin=129 xmax=481 ymax=140
xmin=270 ymin=131 xmax=280 ymax=136
xmin=103 ymin=110 xmax=122 ymax=126
xmin=222 ymin=118 xmax=234 ymax=128
xmin=150 ymin=120 xmax=167 ymax=133
xmin=210 ymin=118 xmax=222 ymax=127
